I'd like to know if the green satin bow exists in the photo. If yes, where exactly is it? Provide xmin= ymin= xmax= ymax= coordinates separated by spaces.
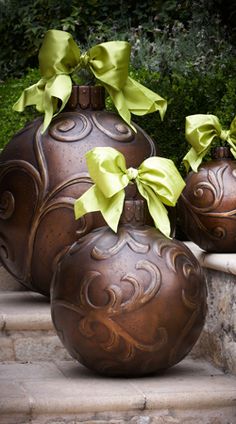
xmin=74 ymin=147 xmax=185 ymax=237
xmin=183 ymin=114 xmax=236 ymax=172
xmin=13 ymin=29 xmax=167 ymax=133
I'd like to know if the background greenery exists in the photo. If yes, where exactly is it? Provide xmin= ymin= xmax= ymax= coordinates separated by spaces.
xmin=0 ymin=0 xmax=235 ymax=172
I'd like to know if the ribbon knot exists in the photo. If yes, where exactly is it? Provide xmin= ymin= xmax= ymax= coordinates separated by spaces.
xmin=80 ymin=53 xmax=90 ymax=68
xmin=74 ymin=147 xmax=185 ymax=237
xmin=183 ymin=114 xmax=236 ymax=172
xmin=126 ymin=167 xmax=138 ymax=180
xmin=220 ymin=129 xmax=230 ymax=141
xmin=13 ymin=29 xmax=167 ymax=133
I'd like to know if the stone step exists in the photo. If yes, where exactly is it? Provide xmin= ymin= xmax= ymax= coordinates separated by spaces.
xmin=0 ymin=291 xmax=71 ymax=362
xmin=0 ymin=358 xmax=235 ymax=424
xmin=0 ymin=267 xmax=235 ymax=423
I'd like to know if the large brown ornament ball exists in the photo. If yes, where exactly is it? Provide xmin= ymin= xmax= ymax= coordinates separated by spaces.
xmin=0 ymin=86 xmax=157 ymax=296
xmin=51 ymin=220 xmax=207 ymax=377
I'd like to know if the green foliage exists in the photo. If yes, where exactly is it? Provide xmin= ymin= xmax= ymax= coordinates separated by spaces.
xmin=0 ymin=0 xmax=165 ymax=78
xmin=0 ymin=0 xmax=235 ymax=171
xmin=129 ymin=63 xmax=236 ymax=174
xmin=0 ymin=69 xmax=40 ymax=146
xmin=0 ymin=0 xmax=235 ymax=79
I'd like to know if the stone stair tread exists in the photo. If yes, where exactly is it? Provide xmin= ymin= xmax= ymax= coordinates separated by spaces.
xmin=0 ymin=358 xmax=235 ymax=423
xmin=1 ymin=281 xmax=236 ymax=422
xmin=0 ymin=291 xmax=51 ymax=331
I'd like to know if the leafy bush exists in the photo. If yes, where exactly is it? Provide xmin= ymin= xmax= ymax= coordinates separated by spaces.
xmin=0 ymin=0 xmax=168 ymax=78
xmin=0 ymin=0 xmax=235 ymax=171
xmin=0 ymin=0 xmax=235 ymax=79
xmin=1 ymin=61 xmax=235 ymax=169
xmin=0 ymin=69 xmax=40 ymax=145
xmin=130 ymin=65 xmax=236 ymax=173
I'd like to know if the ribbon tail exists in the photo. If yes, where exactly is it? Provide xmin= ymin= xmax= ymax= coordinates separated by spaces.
xmin=100 ymin=77 xmax=167 ymax=131
xmin=183 ymin=146 xmax=210 ymax=173
xmin=125 ymin=77 xmax=167 ymax=120
xmin=74 ymin=184 xmax=125 ymax=232
xmin=74 ymin=185 xmax=99 ymax=219
xmin=13 ymin=74 xmax=72 ymax=133
xmin=13 ymin=80 xmax=45 ymax=113
xmin=41 ymin=74 xmax=72 ymax=133
xmin=100 ymin=84 xmax=136 ymax=131
xmin=136 ymin=181 xmax=171 ymax=238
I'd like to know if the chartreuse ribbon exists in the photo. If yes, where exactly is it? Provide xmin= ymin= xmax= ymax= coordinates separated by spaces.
xmin=13 ymin=29 xmax=167 ymax=133
xmin=74 ymin=147 xmax=185 ymax=238
xmin=183 ymin=114 xmax=236 ymax=172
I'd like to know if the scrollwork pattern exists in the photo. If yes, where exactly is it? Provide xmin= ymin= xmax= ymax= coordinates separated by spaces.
xmin=0 ymin=123 xmax=95 ymax=290
xmin=180 ymin=164 xmax=236 ymax=243
xmin=51 ymin=223 xmax=206 ymax=374
xmin=0 ymin=191 xmax=15 ymax=220
xmin=152 ymin=236 xmax=206 ymax=366
xmin=92 ymin=111 xmax=134 ymax=142
xmin=52 ymin=256 xmax=167 ymax=366
xmin=91 ymin=227 xmax=150 ymax=259
xmin=49 ymin=113 xmax=92 ymax=142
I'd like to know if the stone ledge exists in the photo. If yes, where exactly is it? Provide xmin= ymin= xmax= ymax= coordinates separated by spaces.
xmin=0 ymin=292 xmax=71 ymax=362
xmin=185 ymin=241 xmax=236 ymax=275
xmin=0 ymin=358 xmax=235 ymax=424
xmin=0 ymin=292 xmax=51 ymax=331
xmin=185 ymin=242 xmax=236 ymax=374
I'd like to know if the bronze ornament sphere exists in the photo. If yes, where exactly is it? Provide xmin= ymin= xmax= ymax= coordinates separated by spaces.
xmin=0 ymin=86 xmax=157 ymax=296
xmin=178 ymin=146 xmax=236 ymax=252
xmin=51 ymin=200 xmax=207 ymax=377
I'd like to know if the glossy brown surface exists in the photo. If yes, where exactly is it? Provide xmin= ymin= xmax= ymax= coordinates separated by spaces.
xmin=0 ymin=86 xmax=157 ymax=296
xmin=51 ymin=200 xmax=207 ymax=377
xmin=178 ymin=147 xmax=236 ymax=252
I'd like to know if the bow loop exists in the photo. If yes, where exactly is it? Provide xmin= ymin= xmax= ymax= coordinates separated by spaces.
xmin=38 ymin=29 xmax=81 ymax=78
xmin=183 ymin=114 xmax=236 ymax=172
xmin=13 ymin=29 xmax=167 ymax=133
xmin=74 ymin=147 xmax=185 ymax=237
xmin=86 ymin=147 xmax=129 ymax=199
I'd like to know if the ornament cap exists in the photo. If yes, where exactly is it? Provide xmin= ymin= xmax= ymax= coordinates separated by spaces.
xmin=211 ymin=146 xmax=233 ymax=160
xmin=66 ymin=85 xmax=105 ymax=110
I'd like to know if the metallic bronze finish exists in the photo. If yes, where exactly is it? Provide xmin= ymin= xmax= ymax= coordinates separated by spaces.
xmin=178 ymin=146 xmax=236 ymax=252
xmin=0 ymin=86 xmax=157 ymax=296
xmin=51 ymin=200 xmax=207 ymax=377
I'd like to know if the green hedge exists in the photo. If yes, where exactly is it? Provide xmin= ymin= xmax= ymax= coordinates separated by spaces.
xmin=130 ymin=66 xmax=236 ymax=173
xmin=1 ymin=63 xmax=235 ymax=174
xmin=0 ymin=69 xmax=40 ymax=146
xmin=0 ymin=0 xmax=235 ymax=79
xmin=0 ymin=0 xmax=235 ymax=172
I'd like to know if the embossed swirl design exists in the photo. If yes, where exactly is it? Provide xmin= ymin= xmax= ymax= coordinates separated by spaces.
xmin=153 ymin=237 xmax=206 ymax=365
xmin=0 ymin=125 xmax=94 ymax=285
xmin=92 ymin=111 xmax=134 ymax=142
xmin=49 ymin=113 xmax=92 ymax=142
xmin=52 ymin=228 xmax=206 ymax=373
xmin=0 ymin=191 xmax=15 ymax=219
xmin=91 ymin=227 xmax=150 ymax=259
xmin=181 ymin=165 xmax=236 ymax=240
xmin=52 ymin=229 xmax=168 ymax=366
